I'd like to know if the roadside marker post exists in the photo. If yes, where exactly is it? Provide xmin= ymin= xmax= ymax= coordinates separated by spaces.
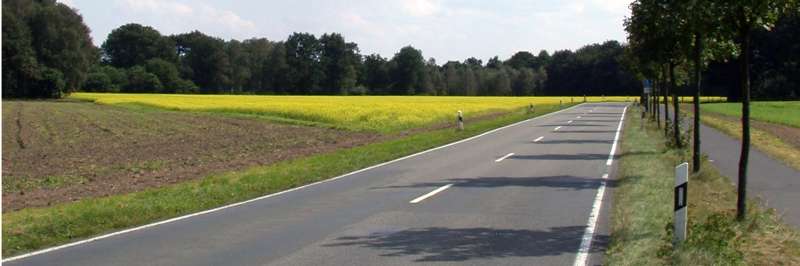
xmin=674 ymin=162 xmax=689 ymax=244
xmin=457 ymin=110 xmax=464 ymax=130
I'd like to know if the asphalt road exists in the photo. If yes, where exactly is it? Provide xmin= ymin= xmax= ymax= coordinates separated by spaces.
xmin=5 ymin=103 xmax=629 ymax=266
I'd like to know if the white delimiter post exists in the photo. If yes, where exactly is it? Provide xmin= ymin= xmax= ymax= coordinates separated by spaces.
xmin=674 ymin=162 xmax=689 ymax=243
xmin=457 ymin=110 xmax=464 ymax=130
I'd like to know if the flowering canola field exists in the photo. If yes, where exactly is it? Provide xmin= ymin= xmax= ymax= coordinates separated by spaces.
xmin=72 ymin=93 xmax=634 ymax=132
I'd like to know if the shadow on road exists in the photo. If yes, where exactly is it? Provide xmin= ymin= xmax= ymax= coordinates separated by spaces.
xmin=510 ymin=153 xmax=608 ymax=161
xmin=574 ymin=119 xmax=619 ymax=123
xmin=378 ymin=175 xmax=617 ymax=191
xmin=554 ymin=130 xmax=617 ymax=134
xmin=580 ymin=115 xmax=621 ymax=118
xmin=537 ymin=124 xmax=608 ymax=127
xmin=323 ymin=226 xmax=608 ymax=262
xmin=533 ymin=139 xmax=614 ymax=145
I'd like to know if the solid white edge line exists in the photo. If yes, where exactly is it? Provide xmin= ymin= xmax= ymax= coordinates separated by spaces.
xmin=409 ymin=184 xmax=453 ymax=203
xmin=574 ymin=106 xmax=627 ymax=266
xmin=533 ymin=136 xmax=544 ymax=142
xmin=494 ymin=152 xmax=515 ymax=162
xmin=554 ymin=126 xmax=562 ymax=131
xmin=2 ymin=103 xmax=587 ymax=263
xmin=606 ymin=107 xmax=627 ymax=166
xmin=573 ymin=173 xmax=610 ymax=266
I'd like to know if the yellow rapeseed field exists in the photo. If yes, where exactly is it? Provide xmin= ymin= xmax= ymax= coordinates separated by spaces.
xmin=72 ymin=93 xmax=635 ymax=132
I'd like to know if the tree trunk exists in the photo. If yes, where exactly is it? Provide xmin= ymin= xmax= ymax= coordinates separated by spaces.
xmin=693 ymin=33 xmax=703 ymax=173
xmin=652 ymin=81 xmax=656 ymax=117
xmin=737 ymin=25 xmax=751 ymax=221
xmin=655 ymin=79 xmax=660 ymax=126
xmin=663 ymin=65 xmax=670 ymax=136
xmin=671 ymin=62 xmax=681 ymax=148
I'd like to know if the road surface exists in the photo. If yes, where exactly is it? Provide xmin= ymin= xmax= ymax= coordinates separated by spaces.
xmin=5 ymin=103 xmax=629 ymax=266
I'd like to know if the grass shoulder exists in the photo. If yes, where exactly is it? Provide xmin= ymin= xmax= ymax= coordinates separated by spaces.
xmin=1 ymin=103 xmax=568 ymax=257
xmin=606 ymin=106 xmax=800 ymax=265
xmin=701 ymin=101 xmax=800 ymax=128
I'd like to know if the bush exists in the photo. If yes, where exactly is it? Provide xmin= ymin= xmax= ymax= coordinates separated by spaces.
xmin=83 ymin=72 xmax=112 ymax=92
xmin=37 ymin=68 xmax=66 ymax=98
xmin=124 ymin=66 xmax=162 ymax=93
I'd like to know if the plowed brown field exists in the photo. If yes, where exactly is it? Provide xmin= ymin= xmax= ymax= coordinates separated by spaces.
xmin=2 ymin=101 xmax=377 ymax=211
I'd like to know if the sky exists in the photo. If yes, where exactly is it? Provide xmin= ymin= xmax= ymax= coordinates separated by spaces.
xmin=59 ymin=0 xmax=632 ymax=63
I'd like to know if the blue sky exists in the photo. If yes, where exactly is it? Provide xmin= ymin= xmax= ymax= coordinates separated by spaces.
xmin=60 ymin=0 xmax=631 ymax=63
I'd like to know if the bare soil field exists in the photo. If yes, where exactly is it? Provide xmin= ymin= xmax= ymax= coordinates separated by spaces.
xmin=704 ymin=111 xmax=800 ymax=149
xmin=2 ymin=100 xmax=378 ymax=211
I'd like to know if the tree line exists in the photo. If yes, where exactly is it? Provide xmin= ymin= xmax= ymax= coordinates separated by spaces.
xmin=4 ymin=0 xmax=797 ymax=101
xmin=625 ymin=0 xmax=798 ymax=221
xmin=3 ymin=0 xmax=642 ymax=98
xmin=84 ymin=25 xmax=641 ymax=97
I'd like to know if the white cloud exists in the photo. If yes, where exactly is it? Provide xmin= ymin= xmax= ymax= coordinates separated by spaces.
xmin=118 ymin=0 xmax=256 ymax=38
xmin=588 ymin=0 xmax=630 ymax=14
xmin=122 ymin=0 xmax=193 ymax=16
xmin=197 ymin=5 xmax=256 ymax=33
xmin=402 ymin=0 xmax=440 ymax=16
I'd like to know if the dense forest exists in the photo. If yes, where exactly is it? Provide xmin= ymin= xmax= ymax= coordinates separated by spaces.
xmin=2 ymin=0 xmax=798 ymax=99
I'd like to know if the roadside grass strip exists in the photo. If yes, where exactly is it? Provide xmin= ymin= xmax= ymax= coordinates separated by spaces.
xmin=2 ymin=104 xmax=571 ymax=258
xmin=701 ymin=101 xmax=800 ymax=128
xmin=606 ymin=106 xmax=800 ymax=265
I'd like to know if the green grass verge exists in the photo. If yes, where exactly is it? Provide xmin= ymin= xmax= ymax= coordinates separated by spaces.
xmin=606 ymin=106 xmax=800 ymax=265
xmin=701 ymin=101 xmax=800 ymax=128
xmin=1 ymin=103 xmax=569 ymax=257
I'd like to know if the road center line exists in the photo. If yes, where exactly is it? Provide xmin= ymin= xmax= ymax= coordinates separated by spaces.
xmin=574 ymin=106 xmax=627 ymax=266
xmin=533 ymin=136 xmax=544 ymax=142
xmin=409 ymin=184 xmax=453 ymax=204
xmin=554 ymin=126 xmax=562 ymax=131
xmin=495 ymin=152 xmax=515 ymax=162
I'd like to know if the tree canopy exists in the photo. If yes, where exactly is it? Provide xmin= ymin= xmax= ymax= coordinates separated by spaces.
xmin=2 ymin=0 xmax=96 ymax=98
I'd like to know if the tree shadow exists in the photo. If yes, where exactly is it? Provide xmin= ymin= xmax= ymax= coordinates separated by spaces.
xmin=580 ymin=115 xmax=621 ymax=117
xmin=534 ymin=139 xmax=613 ymax=145
xmin=554 ymin=130 xmax=617 ymax=134
xmin=574 ymin=119 xmax=618 ymax=123
xmin=323 ymin=226 xmax=609 ymax=262
xmin=538 ymin=124 xmax=608 ymax=127
xmin=510 ymin=153 xmax=608 ymax=161
xmin=378 ymin=175 xmax=616 ymax=191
